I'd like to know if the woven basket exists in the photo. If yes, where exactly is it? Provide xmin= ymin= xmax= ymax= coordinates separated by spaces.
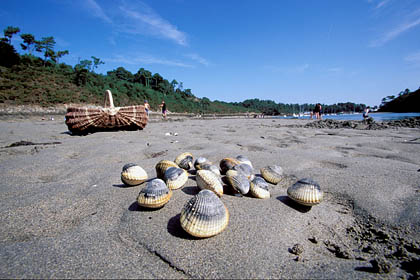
xmin=65 ymin=90 xmax=148 ymax=134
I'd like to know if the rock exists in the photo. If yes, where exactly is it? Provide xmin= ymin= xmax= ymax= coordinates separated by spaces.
xmin=370 ymin=257 xmax=392 ymax=274
xmin=289 ymin=243 xmax=304 ymax=255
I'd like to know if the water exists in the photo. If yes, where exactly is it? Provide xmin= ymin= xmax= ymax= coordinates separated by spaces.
xmin=278 ymin=112 xmax=420 ymax=121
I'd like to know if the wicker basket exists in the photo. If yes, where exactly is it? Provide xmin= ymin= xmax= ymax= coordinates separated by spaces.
xmin=65 ymin=90 xmax=148 ymax=134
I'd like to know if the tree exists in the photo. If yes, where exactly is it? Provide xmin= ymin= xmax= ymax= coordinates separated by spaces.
xmin=170 ymin=79 xmax=178 ymax=91
xmin=76 ymin=59 xmax=92 ymax=71
xmin=36 ymin=36 xmax=56 ymax=65
xmin=20 ymin=33 xmax=36 ymax=54
xmin=55 ymin=50 xmax=69 ymax=63
xmin=91 ymin=56 xmax=104 ymax=72
xmin=0 ymin=41 xmax=20 ymax=67
xmin=2 ymin=26 xmax=20 ymax=44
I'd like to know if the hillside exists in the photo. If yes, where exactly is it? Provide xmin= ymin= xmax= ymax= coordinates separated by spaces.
xmin=378 ymin=88 xmax=420 ymax=113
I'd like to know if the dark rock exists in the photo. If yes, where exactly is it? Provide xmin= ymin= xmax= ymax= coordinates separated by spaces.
xmin=370 ymin=257 xmax=392 ymax=274
xmin=289 ymin=243 xmax=304 ymax=255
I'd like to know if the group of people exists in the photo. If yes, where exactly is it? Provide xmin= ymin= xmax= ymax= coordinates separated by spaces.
xmin=310 ymin=103 xmax=322 ymax=120
xmin=143 ymin=100 xmax=167 ymax=119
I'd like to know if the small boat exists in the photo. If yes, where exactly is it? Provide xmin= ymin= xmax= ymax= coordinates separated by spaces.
xmin=65 ymin=90 xmax=148 ymax=134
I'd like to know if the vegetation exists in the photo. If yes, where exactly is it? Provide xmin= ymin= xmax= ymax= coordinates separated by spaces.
xmin=378 ymin=88 xmax=420 ymax=113
xmin=0 ymin=25 xmax=375 ymax=115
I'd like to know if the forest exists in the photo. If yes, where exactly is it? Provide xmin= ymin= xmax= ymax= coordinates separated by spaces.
xmin=0 ymin=25 xmax=385 ymax=115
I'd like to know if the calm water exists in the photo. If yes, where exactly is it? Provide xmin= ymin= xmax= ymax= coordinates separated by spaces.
xmin=279 ymin=112 xmax=420 ymax=121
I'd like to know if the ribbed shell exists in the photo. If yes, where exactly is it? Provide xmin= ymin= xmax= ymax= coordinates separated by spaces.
xmin=260 ymin=165 xmax=284 ymax=184
xmin=287 ymin=178 xmax=323 ymax=206
xmin=174 ymin=152 xmax=193 ymax=170
xmin=164 ymin=167 xmax=188 ymax=190
xmin=236 ymin=155 xmax=253 ymax=168
xmin=137 ymin=178 xmax=172 ymax=208
xmin=194 ymin=157 xmax=212 ymax=170
xmin=199 ymin=163 xmax=221 ymax=176
xmin=65 ymin=105 xmax=148 ymax=134
xmin=155 ymin=160 xmax=179 ymax=179
xmin=233 ymin=163 xmax=254 ymax=180
xmin=219 ymin=157 xmax=240 ymax=175
xmin=180 ymin=189 xmax=229 ymax=238
xmin=225 ymin=169 xmax=250 ymax=195
xmin=121 ymin=163 xmax=148 ymax=186
xmin=250 ymin=176 xmax=270 ymax=199
xmin=196 ymin=169 xmax=223 ymax=197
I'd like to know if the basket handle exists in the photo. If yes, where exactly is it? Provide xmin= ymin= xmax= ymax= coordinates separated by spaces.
xmin=104 ymin=90 xmax=115 ymax=108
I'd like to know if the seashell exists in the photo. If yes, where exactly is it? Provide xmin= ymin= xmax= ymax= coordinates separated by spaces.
xmin=121 ymin=163 xmax=148 ymax=186
xmin=175 ymin=152 xmax=193 ymax=170
xmin=155 ymin=160 xmax=178 ymax=179
xmin=180 ymin=189 xmax=229 ymax=238
xmin=196 ymin=169 xmax=223 ymax=197
xmin=236 ymin=155 xmax=253 ymax=168
xmin=194 ymin=156 xmax=212 ymax=170
xmin=137 ymin=178 xmax=172 ymax=208
xmin=225 ymin=169 xmax=250 ymax=195
xmin=260 ymin=165 xmax=284 ymax=184
xmin=164 ymin=167 xmax=188 ymax=190
xmin=199 ymin=163 xmax=221 ymax=176
xmin=219 ymin=157 xmax=240 ymax=175
xmin=287 ymin=178 xmax=323 ymax=206
xmin=250 ymin=176 xmax=270 ymax=199
xmin=233 ymin=163 xmax=254 ymax=180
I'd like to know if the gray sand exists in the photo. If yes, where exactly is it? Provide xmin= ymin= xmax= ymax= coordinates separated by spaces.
xmin=0 ymin=117 xmax=419 ymax=279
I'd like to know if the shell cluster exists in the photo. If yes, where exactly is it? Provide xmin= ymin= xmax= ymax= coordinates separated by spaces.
xmin=119 ymin=152 xmax=323 ymax=238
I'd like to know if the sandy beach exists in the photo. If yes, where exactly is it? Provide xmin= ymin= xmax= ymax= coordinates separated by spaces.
xmin=0 ymin=115 xmax=419 ymax=279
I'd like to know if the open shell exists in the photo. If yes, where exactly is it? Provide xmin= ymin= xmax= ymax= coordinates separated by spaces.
xmin=164 ymin=167 xmax=188 ymax=190
xmin=155 ymin=160 xmax=178 ymax=179
xmin=225 ymin=169 xmax=250 ymax=195
xmin=180 ymin=189 xmax=229 ymax=238
xmin=250 ymin=176 xmax=270 ymax=199
xmin=236 ymin=155 xmax=253 ymax=168
xmin=121 ymin=163 xmax=148 ymax=186
xmin=287 ymin=178 xmax=323 ymax=206
xmin=137 ymin=178 xmax=172 ymax=208
xmin=196 ymin=169 xmax=223 ymax=197
xmin=260 ymin=165 xmax=284 ymax=184
xmin=233 ymin=163 xmax=254 ymax=180
xmin=175 ymin=152 xmax=193 ymax=170
xmin=219 ymin=157 xmax=240 ymax=175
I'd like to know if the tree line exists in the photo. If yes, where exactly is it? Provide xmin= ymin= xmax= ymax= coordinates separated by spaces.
xmin=0 ymin=24 xmax=388 ymax=115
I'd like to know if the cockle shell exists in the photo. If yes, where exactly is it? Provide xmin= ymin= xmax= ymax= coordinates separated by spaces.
xmin=180 ymin=189 xmax=229 ymax=238
xmin=195 ymin=169 xmax=223 ymax=197
xmin=219 ymin=157 xmax=240 ymax=175
xmin=287 ymin=178 xmax=323 ymax=206
xmin=137 ymin=178 xmax=172 ymax=208
xmin=199 ymin=164 xmax=221 ymax=176
xmin=250 ymin=176 xmax=270 ymax=199
xmin=121 ymin=163 xmax=148 ymax=186
xmin=260 ymin=165 xmax=284 ymax=184
xmin=236 ymin=155 xmax=253 ymax=168
xmin=175 ymin=152 xmax=193 ymax=170
xmin=225 ymin=169 xmax=250 ymax=195
xmin=194 ymin=156 xmax=212 ymax=170
xmin=233 ymin=163 xmax=254 ymax=180
xmin=155 ymin=160 xmax=178 ymax=179
xmin=164 ymin=167 xmax=188 ymax=190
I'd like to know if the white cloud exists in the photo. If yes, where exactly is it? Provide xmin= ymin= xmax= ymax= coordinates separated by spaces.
xmin=84 ymin=0 xmax=112 ymax=23
xmin=370 ymin=16 xmax=420 ymax=47
xmin=107 ymin=54 xmax=193 ymax=68
xmin=185 ymin=53 xmax=209 ymax=66
xmin=375 ymin=0 xmax=390 ymax=9
xmin=119 ymin=3 xmax=187 ymax=46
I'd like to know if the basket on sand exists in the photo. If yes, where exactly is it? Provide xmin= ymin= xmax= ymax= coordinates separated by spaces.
xmin=65 ymin=90 xmax=148 ymax=134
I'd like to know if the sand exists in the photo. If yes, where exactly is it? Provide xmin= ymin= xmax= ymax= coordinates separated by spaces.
xmin=0 ymin=115 xmax=419 ymax=279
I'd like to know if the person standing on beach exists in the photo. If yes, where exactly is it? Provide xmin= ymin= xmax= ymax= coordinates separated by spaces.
xmin=312 ymin=103 xmax=322 ymax=120
xmin=144 ymin=100 xmax=150 ymax=116
xmin=159 ymin=100 xmax=167 ymax=119
xmin=363 ymin=106 xmax=370 ymax=119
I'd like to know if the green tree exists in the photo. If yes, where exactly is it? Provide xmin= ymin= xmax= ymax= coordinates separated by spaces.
xmin=20 ymin=33 xmax=36 ymax=54
xmin=55 ymin=50 xmax=69 ymax=63
xmin=91 ymin=56 xmax=104 ymax=72
xmin=2 ymin=26 xmax=20 ymax=44
xmin=0 ymin=41 xmax=20 ymax=67
xmin=36 ymin=36 xmax=56 ymax=65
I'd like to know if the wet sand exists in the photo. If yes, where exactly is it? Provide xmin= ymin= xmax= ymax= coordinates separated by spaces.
xmin=0 ymin=116 xmax=419 ymax=279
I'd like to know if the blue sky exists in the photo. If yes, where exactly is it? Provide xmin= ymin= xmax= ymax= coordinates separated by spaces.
xmin=1 ymin=0 xmax=420 ymax=106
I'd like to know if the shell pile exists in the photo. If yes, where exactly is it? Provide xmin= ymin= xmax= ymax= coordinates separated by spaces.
xmin=120 ymin=152 xmax=323 ymax=238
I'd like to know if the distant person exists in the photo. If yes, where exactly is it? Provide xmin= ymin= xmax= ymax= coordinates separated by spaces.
xmin=312 ymin=103 xmax=322 ymax=120
xmin=363 ymin=106 xmax=370 ymax=119
xmin=144 ymin=100 xmax=150 ymax=116
xmin=318 ymin=104 xmax=322 ymax=120
xmin=159 ymin=100 xmax=167 ymax=119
